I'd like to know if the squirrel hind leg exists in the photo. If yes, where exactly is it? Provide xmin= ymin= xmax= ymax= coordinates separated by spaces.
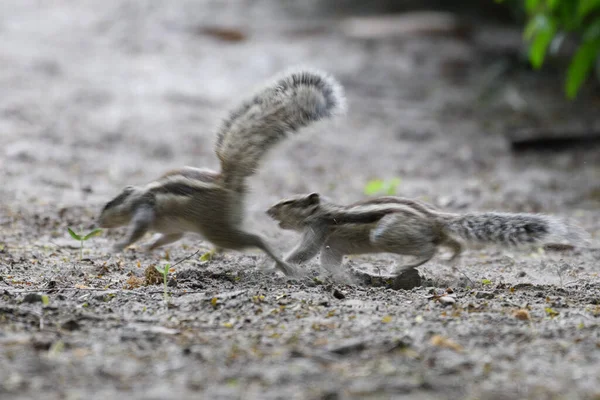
xmin=369 ymin=213 xmax=438 ymax=275
xmin=443 ymin=238 xmax=463 ymax=265
xmin=370 ymin=213 xmax=437 ymax=254
xmin=391 ymin=251 xmax=435 ymax=276
xmin=145 ymin=233 xmax=184 ymax=251
xmin=232 ymin=230 xmax=300 ymax=277
xmin=319 ymin=240 xmax=344 ymax=273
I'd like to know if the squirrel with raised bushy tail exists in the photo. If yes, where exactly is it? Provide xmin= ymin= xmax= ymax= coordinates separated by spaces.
xmin=266 ymin=193 xmax=588 ymax=276
xmin=97 ymin=68 xmax=346 ymax=276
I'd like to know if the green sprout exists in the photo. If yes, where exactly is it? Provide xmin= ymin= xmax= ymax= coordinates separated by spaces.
xmin=68 ymin=227 xmax=102 ymax=261
xmin=154 ymin=264 xmax=171 ymax=303
xmin=199 ymin=247 xmax=222 ymax=262
xmin=364 ymin=177 xmax=401 ymax=196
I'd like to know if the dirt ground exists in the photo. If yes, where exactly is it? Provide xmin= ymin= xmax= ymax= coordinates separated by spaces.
xmin=1 ymin=1 xmax=600 ymax=399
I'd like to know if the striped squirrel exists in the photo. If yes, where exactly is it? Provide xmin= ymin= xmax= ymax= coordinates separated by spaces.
xmin=266 ymin=193 xmax=586 ymax=275
xmin=97 ymin=69 xmax=346 ymax=276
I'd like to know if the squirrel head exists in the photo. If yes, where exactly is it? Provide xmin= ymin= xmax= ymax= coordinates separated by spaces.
xmin=266 ymin=192 xmax=321 ymax=231
xmin=97 ymin=185 xmax=145 ymax=228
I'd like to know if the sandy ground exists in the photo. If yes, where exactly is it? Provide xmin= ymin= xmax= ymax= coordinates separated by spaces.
xmin=1 ymin=1 xmax=600 ymax=399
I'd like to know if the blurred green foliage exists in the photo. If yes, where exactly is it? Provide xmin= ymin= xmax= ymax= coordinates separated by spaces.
xmin=499 ymin=0 xmax=600 ymax=98
xmin=364 ymin=178 xmax=401 ymax=196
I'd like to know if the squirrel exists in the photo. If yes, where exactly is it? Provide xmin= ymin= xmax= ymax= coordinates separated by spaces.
xmin=96 ymin=68 xmax=346 ymax=276
xmin=266 ymin=193 xmax=587 ymax=276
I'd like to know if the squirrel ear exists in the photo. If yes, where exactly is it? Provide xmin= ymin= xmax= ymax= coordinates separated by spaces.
xmin=307 ymin=192 xmax=320 ymax=205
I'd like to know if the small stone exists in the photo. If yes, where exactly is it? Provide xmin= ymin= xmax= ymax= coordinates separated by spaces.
xmin=391 ymin=268 xmax=422 ymax=290
xmin=516 ymin=271 xmax=527 ymax=278
xmin=475 ymin=291 xmax=494 ymax=299
xmin=439 ymin=296 xmax=456 ymax=305
xmin=31 ymin=338 xmax=53 ymax=351
xmin=61 ymin=319 xmax=81 ymax=331
xmin=22 ymin=293 xmax=44 ymax=303
xmin=321 ymin=391 xmax=340 ymax=400
xmin=327 ymin=338 xmax=367 ymax=355
xmin=332 ymin=288 xmax=346 ymax=300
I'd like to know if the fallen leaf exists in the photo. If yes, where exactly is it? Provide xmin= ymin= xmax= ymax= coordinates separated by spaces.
xmin=125 ymin=275 xmax=144 ymax=289
xmin=144 ymin=265 xmax=163 ymax=285
xmin=545 ymin=307 xmax=559 ymax=318
xmin=513 ymin=309 xmax=531 ymax=321
xmin=430 ymin=335 xmax=463 ymax=352
xmin=74 ymin=284 xmax=90 ymax=289
xmin=197 ymin=26 xmax=247 ymax=42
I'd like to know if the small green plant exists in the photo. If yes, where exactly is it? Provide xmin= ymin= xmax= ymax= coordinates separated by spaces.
xmin=199 ymin=247 xmax=220 ymax=262
xmin=364 ymin=177 xmax=401 ymax=196
xmin=68 ymin=227 xmax=102 ymax=261
xmin=481 ymin=279 xmax=493 ymax=285
xmin=498 ymin=0 xmax=600 ymax=98
xmin=154 ymin=264 xmax=171 ymax=303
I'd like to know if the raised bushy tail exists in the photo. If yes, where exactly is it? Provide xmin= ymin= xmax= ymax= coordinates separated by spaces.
xmin=442 ymin=212 xmax=585 ymax=247
xmin=215 ymin=68 xmax=346 ymax=190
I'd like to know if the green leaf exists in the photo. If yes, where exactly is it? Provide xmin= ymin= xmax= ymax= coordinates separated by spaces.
xmin=154 ymin=265 xmax=166 ymax=276
xmin=385 ymin=177 xmax=401 ymax=195
xmin=481 ymin=279 xmax=492 ymax=285
xmin=527 ymin=19 xmax=556 ymax=69
xmin=529 ymin=30 xmax=554 ymax=68
xmin=566 ymin=40 xmax=600 ymax=99
xmin=83 ymin=228 xmax=103 ymax=240
xmin=584 ymin=18 xmax=600 ymax=40
xmin=547 ymin=0 xmax=559 ymax=11
xmin=525 ymin=0 xmax=541 ymax=13
xmin=41 ymin=295 xmax=50 ymax=306
xmin=524 ymin=17 xmax=539 ymax=40
xmin=68 ymin=228 xmax=82 ymax=241
xmin=200 ymin=252 xmax=212 ymax=262
xmin=578 ymin=0 xmax=600 ymax=19
xmin=364 ymin=179 xmax=384 ymax=196
xmin=545 ymin=307 xmax=559 ymax=317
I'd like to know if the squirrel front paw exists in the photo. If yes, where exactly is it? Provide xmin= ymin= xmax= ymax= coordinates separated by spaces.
xmin=278 ymin=262 xmax=304 ymax=278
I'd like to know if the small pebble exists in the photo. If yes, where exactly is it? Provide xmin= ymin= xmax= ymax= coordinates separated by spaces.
xmin=332 ymin=288 xmax=346 ymax=300
xmin=22 ymin=293 xmax=44 ymax=303
xmin=476 ymin=291 xmax=494 ymax=299
xmin=61 ymin=319 xmax=81 ymax=331
xmin=439 ymin=296 xmax=456 ymax=305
